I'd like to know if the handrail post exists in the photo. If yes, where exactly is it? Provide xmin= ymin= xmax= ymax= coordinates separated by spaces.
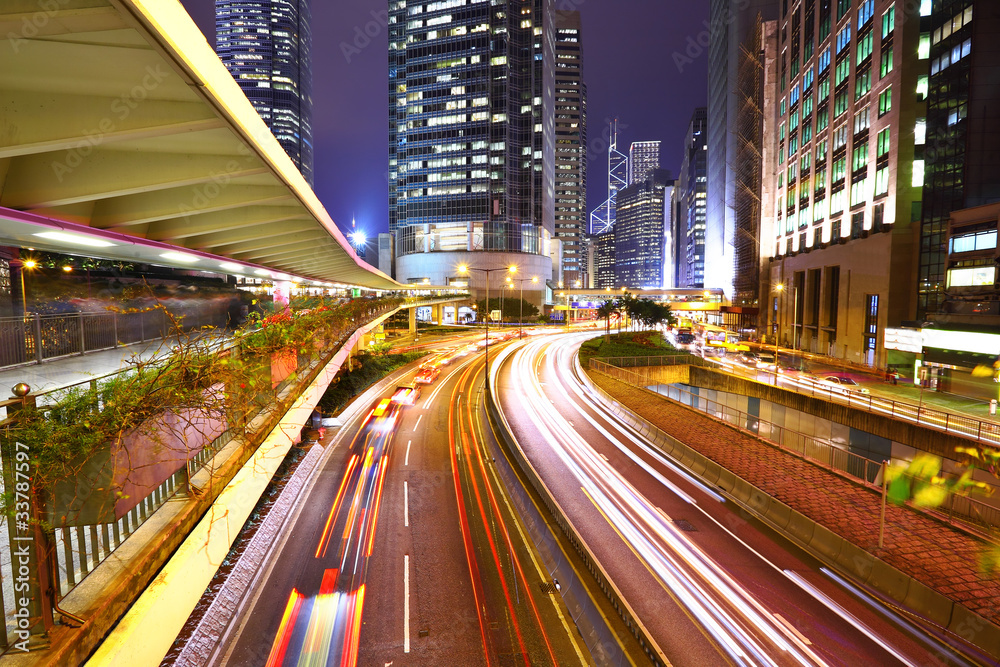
xmin=33 ymin=313 xmax=42 ymax=363
xmin=113 ymin=311 xmax=119 ymax=348
xmin=78 ymin=313 xmax=86 ymax=356
xmin=878 ymin=460 xmax=887 ymax=549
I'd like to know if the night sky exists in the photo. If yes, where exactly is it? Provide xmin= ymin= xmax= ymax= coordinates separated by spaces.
xmin=178 ymin=0 xmax=709 ymax=239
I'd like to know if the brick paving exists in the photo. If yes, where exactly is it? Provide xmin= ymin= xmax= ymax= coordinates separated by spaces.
xmin=589 ymin=371 xmax=1000 ymax=625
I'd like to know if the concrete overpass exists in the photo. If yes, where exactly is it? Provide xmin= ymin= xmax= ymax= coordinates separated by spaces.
xmin=0 ymin=0 xmax=399 ymax=290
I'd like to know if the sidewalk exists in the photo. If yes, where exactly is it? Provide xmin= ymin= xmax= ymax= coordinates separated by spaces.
xmin=0 ymin=333 xmax=225 ymax=397
xmin=588 ymin=370 xmax=1000 ymax=629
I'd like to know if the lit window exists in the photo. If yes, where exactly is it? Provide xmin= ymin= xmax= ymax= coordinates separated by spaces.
xmin=912 ymin=159 xmax=925 ymax=187
xmin=947 ymin=267 xmax=995 ymax=287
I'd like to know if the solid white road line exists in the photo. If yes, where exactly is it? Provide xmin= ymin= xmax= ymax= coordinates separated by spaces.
xmin=404 ymin=554 xmax=410 ymax=653
xmin=404 ymin=481 xmax=409 ymax=527
xmin=414 ymin=415 xmax=423 ymax=430
xmin=405 ymin=440 xmax=411 ymax=466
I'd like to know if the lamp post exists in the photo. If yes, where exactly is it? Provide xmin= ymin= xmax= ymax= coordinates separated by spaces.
xmin=774 ymin=283 xmax=784 ymax=385
xmin=457 ymin=264 xmax=517 ymax=395
xmin=511 ymin=276 xmax=539 ymax=339
xmin=19 ymin=259 xmax=37 ymax=317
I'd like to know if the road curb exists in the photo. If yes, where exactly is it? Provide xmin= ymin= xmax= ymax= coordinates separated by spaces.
xmin=580 ymin=367 xmax=1000 ymax=662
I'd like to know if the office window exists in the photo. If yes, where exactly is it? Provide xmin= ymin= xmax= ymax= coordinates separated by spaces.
xmin=832 ymin=156 xmax=847 ymax=182
xmin=877 ymin=127 xmax=890 ymax=157
xmin=874 ymin=166 xmax=889 ymax=195
xmin=836 ymin=23 xmax=852 ymax=55
xmin=817 ymin=108 xmax=830 ymax=132
xmin=833 ymin=124 xmax=848 ymax=150
xmin=791 ymin=110 xmax=800 ymax=131
xmin=858 ymin=0 xmax=874 ymax=27
xmin=880 ymin=47 xmax=893 ymax=78
xmin=819 ymin=79 xmax=831 ymax=102
xmin=838 ymin=0 xmax=852 ymax=22
xmin=834 ymin=89 xmax=849 ymax=117
xmin=852 ymin=143 xmax=869 ymax=172
xmin=918 ymin=33 xmax=930 ymax=59
xmin=835 ymin=58 xmax=851 ymax=86
xmin=950 ymin=230 xmax=998 ymax=253
xmin=857 ymin=32 xmax=873 ymax=65
xmin=803 ymin=95 xmax=814 ymax=117
xmin=855 ymin=69 xmax=872 ymax=99
xmin=816 ymin=139 xmax=828 ymax=163
xmin=818 ymin=47 xmax=831 ymax=73
xmin=803 ymin=67 xmax=815 ymax=91
xmin=878 ymin=88 xmax=891 ymax=117
xmin=853 ymin=106 xmax=870 ymax=134
xmin=882 ymin=5 xmax=895 ymax=38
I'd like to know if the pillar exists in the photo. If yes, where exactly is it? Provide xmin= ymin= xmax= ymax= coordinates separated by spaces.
xmin=408 ymin=307 xmax=417 ymax=334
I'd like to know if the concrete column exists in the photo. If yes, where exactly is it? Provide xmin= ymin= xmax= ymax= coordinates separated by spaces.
xmin=408 ymin=307 xmax=417 ymax=334
xmin=431 ymin=304 xmax=442 ymax=325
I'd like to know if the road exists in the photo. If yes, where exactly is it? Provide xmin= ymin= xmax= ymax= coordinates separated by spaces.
xmin=211 ymin=335 xmax=589 ymax=666
xmin=492 ymin=332 xmax=984 ymax=666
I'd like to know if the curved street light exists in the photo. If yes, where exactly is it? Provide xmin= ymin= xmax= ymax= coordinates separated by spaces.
xmin=457 ymin=263 xmax=517 ymax=395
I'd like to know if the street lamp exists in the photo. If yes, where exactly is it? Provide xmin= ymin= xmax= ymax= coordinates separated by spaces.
xmin=20 ymin=259 xmax=37 ymax=317
xmin=457 ymin=263 xmax=517 ymax=395
xmin=512 ymin=276 xmax=539 ymax=338
xmin=774 ymin=283 xmax=785 ymax=384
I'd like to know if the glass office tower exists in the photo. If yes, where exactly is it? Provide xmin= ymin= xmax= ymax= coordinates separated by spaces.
xmin=215 ymin=0 xmax=314 ymax=186
xmin=389 ymin=0 xmax=556 ymax=297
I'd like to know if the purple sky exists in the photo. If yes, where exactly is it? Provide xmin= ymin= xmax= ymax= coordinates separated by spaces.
xmin=179 ymin=1 xmax=708 ymax=238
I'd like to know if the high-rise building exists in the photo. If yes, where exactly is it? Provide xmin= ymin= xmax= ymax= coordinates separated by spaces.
xmin=378 ymin=233 xmax=395 ymax=279
xmin=215 ymin=0 xmax=313 ymax=185
xmin=706 ymin=0 xmax=779 ymax=298
xmin=665 ymin=180 xmax=681 ymax=289
xmin=678 ymin=108 xmax=708 ymax=288
xmin=728 ymin=16 xmax=779 ymax=333
xmin=917 ymin=0 xmax=1000 ymax=319
xmin=388 ymin=0 xmax=556 ymax=304
xmin=554 ymin=11 xmax=588 ymax=289
xmin=594 ymin=230 xmax=616 ymax=289
xmin=628 ymin=141 xmax=661 ymax=185
xmin=615 ymin=169 xmax=671 ymax=289
xmin=764 ymin=0 xmax=922 ymax=366
xmin=589 ymin=119 xmax=628 ymax=235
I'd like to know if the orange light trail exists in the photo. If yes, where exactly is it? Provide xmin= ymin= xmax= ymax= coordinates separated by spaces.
xmin=264 ymin=588 xmax=304 ymax=667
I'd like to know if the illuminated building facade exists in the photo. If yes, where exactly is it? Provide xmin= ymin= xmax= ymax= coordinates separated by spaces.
xmin=765 ymin=0 xmax=922 ymax=366
xmin=628 ymin=141 xmax=661 ymax=186
xmin=215 ymin=0 xmax=314 ymax=185
xmin=388 ymin=0 xmax=556 ymax=300
xmin=615 ymin=170 xmax=670 ymax=289
xmin=678 ymin=107 xmax=707 ymax=288
xmin=554 ymin=10 xmax=588 ymax=289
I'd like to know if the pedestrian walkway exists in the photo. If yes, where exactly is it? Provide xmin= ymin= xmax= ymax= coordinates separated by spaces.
xmin=0 ymin=333 xmax=226 ymax=397
xmin=588 ymin=370 xmax=1000 ymax=628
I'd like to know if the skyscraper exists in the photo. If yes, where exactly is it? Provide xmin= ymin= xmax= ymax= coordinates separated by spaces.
xmin=388 ymin=0 xmax=556 ymax=302
xmin=589 ymin=119 xmax=628 ymax=235
xmin=764 ymin=0 xmax=922 ymax=366
xmin=615 ymin=169 xmax=670 ymax=289
xmin=215 ymin=0 xmax=313 ymax=185
xmin=706 ymin=0 xmax=779 ymax=297
xmin=628 ymin=141 xmax=661 ymax=186
xmin=678 ymin=108 xmax=708 ymax=288
xmin=917 ymin=0 xmax=1000 ymax=318
xmin=554 ymin=10 xmax=588 ymax=289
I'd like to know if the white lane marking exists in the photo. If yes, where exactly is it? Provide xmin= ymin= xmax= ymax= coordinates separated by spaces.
xmin=404 ymin=481 xmax=409 ymax=527
xmin=405 ymin=440 xmax=411 ymax=466
xmin=404 ymin=554 xmax=410 ymax=653
xmin=414 ymin=415 xmax=423 ymax=430
xmin=774 ymin=613 xmax=812 ymax=645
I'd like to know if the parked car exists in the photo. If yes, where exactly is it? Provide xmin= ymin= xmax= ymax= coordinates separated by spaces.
xmin=816 ymin=375 xmax=870 ymax=395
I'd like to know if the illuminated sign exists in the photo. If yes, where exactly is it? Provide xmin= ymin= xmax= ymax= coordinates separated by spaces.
xmin=922 ymin=329 xmax=1000 ymax=356
xmin=884 ymin=328 xmax=922 ymax=353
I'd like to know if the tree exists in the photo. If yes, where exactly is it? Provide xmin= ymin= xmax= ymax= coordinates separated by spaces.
xmin=474 ymin=297 xmax=538 ymax=323
xmin=596 ymin=300 xmax=617 ymax=340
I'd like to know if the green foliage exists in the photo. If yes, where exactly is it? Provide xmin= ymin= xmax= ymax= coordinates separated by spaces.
xmin=578 ymin=331 xmax=689 ymax=365
xmin=7 ymin=295 xmax=405 ymax=517
xmin=885 ymin=453 xmax=993 ymax=509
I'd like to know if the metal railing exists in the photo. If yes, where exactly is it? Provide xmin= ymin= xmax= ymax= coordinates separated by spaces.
xmin=0 ymin=299 xmax=404 ymax=649
xmin=0 ymin=308 xmax=232 ymax=370
xmin=590 ymin=358 xmax=1000 ymax=535
xmin=606 ymin=354 xmax=1000 ymax=447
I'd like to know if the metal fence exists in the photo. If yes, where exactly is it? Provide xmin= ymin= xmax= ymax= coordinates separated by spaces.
xmin=607 ymin=354 xmax=1000 ymax=446
xmin=590 ymin=358 xmax=1000 ymax=535
xmin=0 ymin=309 xmax=232 ymax=370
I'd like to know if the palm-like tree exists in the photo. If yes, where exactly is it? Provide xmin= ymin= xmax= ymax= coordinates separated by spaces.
xmin=596 ymin=300 xmax=617 ymax=340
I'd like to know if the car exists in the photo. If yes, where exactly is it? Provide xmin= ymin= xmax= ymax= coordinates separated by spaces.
xmin=816 ymin=375 xmax=870 ymax=394
xmin=755 ymin=352 xmax=780 ymax=371
xmin=391 ymin=383 xmax=420 ymax=406
xmin=737 ymin=351 xmax=760 ymax=366
xmin=414 ymin=365 xmax=440 ymax=384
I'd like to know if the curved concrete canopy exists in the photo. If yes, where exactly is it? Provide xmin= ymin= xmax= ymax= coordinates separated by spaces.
xmin=0 ymin=0 xmax=400 ymax=290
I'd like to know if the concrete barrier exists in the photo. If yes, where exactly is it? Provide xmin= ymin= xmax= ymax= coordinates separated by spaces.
xmin=582 ymin=365 xmax=1000 ymax=662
